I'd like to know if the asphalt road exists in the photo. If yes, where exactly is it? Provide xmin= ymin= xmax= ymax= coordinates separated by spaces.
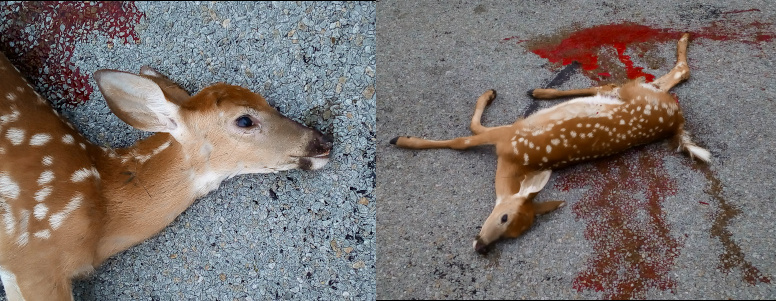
xmin=377 ymin=0 xmax=776 ymax=299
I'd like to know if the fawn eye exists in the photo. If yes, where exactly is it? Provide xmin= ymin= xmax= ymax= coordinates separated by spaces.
xmin=500 ymin=214 xmax=508 ymax=223
xmin=236 ymin=115 xmax=254 ymax=128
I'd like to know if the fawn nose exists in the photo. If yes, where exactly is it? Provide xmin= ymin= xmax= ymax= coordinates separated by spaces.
xmin=319 ymin=133 xmax=334 ymax=151
xmin=306 ymin=131 xmax=333 ymax=157
xmin=473 ymin=236 xmax=489 ymax=255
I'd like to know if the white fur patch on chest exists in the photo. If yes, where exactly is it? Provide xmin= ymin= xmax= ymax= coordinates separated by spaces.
xmin=191 ymin=170 xmax=228 ymax=198
xmin=525 ymin=95 xmax=623 ymax=124
xmin=0 ymin=266 xmax=24 ymax=301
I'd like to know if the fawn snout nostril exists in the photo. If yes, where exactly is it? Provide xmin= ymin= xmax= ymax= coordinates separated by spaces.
xmin=320 ymin=134 xmax=334 ymax=150
xmin=473 ymin=238 xmax=489 ymax=255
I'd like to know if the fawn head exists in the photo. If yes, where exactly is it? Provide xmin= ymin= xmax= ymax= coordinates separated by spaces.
xmin=94 ymin=67 xmax=332 ymax=174
xmin=473 ymin=170 xmax=562 ymax=254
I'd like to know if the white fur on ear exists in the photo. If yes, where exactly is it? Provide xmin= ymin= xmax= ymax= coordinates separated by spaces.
xmin=94 ymin=70 xmax=180 ymax=134
xmin=515 ymin=170 xmax=552 ymax=199
xmin=139 ymin=65 xmax=164 ymax=78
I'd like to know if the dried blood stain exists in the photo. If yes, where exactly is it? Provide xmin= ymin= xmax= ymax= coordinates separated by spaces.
xmin=557 ymin=146 xmax=681 ymax=299
xmin=697 ymin=164 xmax=770 ymax=285
xmin=0 ymin=1 xmax=145 ymax=106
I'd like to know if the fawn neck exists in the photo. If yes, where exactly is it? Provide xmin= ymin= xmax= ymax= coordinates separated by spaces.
xmin=94 ymin=131 xmax=219 ymax=262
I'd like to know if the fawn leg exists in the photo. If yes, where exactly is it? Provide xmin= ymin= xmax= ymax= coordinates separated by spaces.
xmin=470 ymin=90 xmax=510 ymax=134
xmin=651 ymin=33 xmax=691 ymax=92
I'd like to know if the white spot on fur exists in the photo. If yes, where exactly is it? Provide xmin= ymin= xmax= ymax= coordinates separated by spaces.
xmin=546 ymin=145 xmax=552 ymax=154
xmin=34 ymin=186 xmax=52 ymax=202
xmin=551 ymin=138 xmax=560 ymax=145
xmin=659 ymin=117 xmax=664 ymax=123
xmin=62 ymin=134 xmax=75 ymax=144
xmin=34 ymin=229 xmax=51 ymax=239
xmin=29 ymin=133 xmax=52 ymax=146
xmin=6 ymin=92 xmax=16 ymax=101
xmin=79 ymin=142 xmax=86 ymax=150
xmin=0 ymin=107 xmax=20 ymax=124
xmin=619 ymin=120 xmax=625 ymax=125
xmin=37 ymin=170 xmax=54 ymax=185
xmin=523 ymin=153 xmax=529 ymax=164
xmin=0 ymin=173 xmax=20 ymax=200
xmin=33 ymin=203 xmax=48 ymax=220
xmin=71 ymin=168 xmax=92 ymax=182
xmin=5 ymin=128 xmax=25 ymax=145
xmin=49 ymin=193 xmax=83 ymax=230
xmin=42 ymin=156 xmax=53 ymax=166
xmin=570 ymin=131 xmax=577 ymax=138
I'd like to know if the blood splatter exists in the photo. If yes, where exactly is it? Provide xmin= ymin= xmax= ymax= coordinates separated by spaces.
xmin=556 ymin=147 xmax=682 ymax=299
xmin=511 ymin=19 xmax=774 ymax=85
xmin=0 ymin=1 xmax=145 ymax=106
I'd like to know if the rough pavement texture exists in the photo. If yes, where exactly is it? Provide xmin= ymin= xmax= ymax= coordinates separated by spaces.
xmin=377 ymin=0 xmax=775 ymax=299
xmin=1 ymin=1 xmax=375 ymax=300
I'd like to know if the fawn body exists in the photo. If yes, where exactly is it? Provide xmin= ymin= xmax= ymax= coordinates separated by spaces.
xmin=391 ymin=33 xmax=708 ymax=254
xmin=0 ymin=52 xmax=331 ymax=300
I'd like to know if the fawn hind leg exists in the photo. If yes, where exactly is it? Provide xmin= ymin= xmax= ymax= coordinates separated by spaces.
xmin=529 ymin=84 xmax=619 ymax=99
xmin=651 ymin=33 xmax=691 ymax=92
xmin=470 ymin=90 xmax=510 ymax=134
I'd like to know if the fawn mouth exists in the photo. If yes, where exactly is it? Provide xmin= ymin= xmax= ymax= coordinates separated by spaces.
xmin=310 ymin=150 xmax=330 ymax=159
xmin=294 ymin=149 xmax=330 ymax=159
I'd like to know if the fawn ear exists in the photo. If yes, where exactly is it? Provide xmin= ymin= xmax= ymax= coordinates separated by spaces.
xmin=95 ymin=69 xmax=181 ymax=133
xmin=139 ymin=66 xmax=191 ymax=106
xmin=515 ymin=170 xmax=552 ymax=199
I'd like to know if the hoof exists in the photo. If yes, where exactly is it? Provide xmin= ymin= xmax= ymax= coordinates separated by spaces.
xmin=389 ymin=136 xmax=399 ymax=145
xmin=527 ymin=89 xmax=536 ymax=98
xmin=485 ymin=89 xmax=497 ymax=105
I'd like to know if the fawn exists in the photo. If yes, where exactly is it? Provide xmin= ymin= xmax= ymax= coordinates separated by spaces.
xmin=391 ymin=33 xmax=709 ymax=254
xmin=0 ymin=51 xmax=332 ymax=299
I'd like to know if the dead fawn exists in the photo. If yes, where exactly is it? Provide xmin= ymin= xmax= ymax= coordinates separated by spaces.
xmin=0 ymin=51 xmax=332 ymax=300
xmin=391 ymin=33 xmax=709 ymax=254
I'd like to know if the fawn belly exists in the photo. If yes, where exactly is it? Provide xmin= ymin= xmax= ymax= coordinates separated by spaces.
xmin=505 ymin=93 xmax=683 ymax=170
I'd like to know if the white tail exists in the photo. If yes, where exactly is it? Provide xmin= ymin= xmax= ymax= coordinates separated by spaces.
xmin=0 ymin=52 xmax=331 ymax=300
xmin=392 ymin=33 xmax=708 ymax=254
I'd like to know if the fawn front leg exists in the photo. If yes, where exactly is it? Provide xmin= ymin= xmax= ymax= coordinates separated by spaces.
xmin=470 ymin=90 xmax=510 ymax=135
xmin=391 ymin=126 xmax=510 ymax=150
